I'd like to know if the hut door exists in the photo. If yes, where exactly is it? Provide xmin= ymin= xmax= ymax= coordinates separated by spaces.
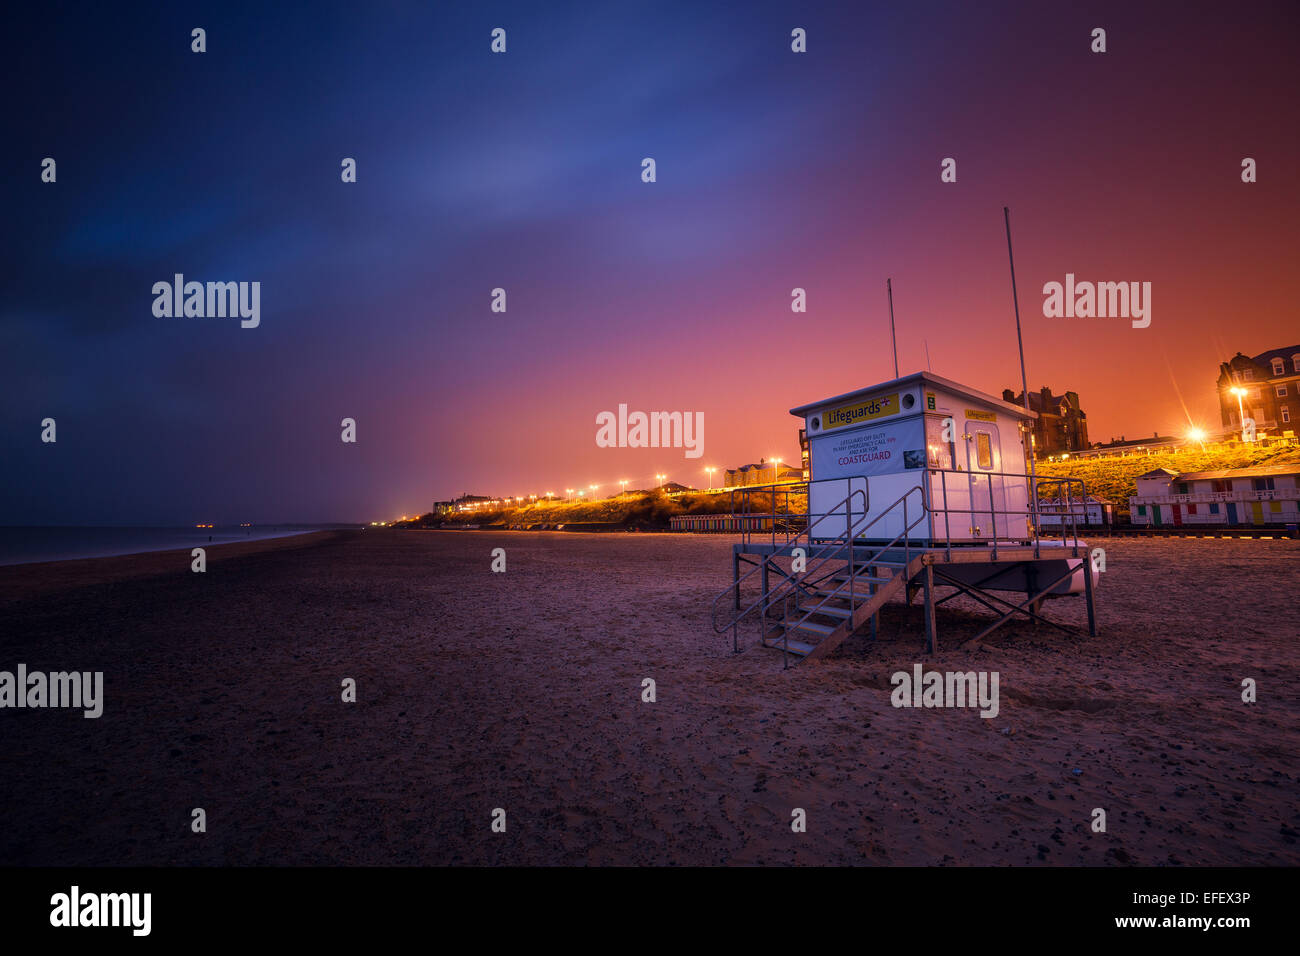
xmin=964 ymin=422 xmax=1007 ymax=538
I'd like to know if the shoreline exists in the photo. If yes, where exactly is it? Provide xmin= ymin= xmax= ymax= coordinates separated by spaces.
xmin=0 ymin=529 xmax=350 ymax=605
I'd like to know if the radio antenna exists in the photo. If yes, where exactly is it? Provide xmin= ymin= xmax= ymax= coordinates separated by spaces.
xmin=886 ymin=278 xmax=899 ymax=379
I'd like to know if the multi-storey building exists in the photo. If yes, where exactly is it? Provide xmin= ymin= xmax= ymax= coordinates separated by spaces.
xmin=1216 ymin=345 xmax=1300 ymax=436
xmin=1001 ymin=387 xmax=1089 ymax=456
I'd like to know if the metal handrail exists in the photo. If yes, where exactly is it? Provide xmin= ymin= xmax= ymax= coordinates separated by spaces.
xmin=775 ymin=485 xmax=928 ymax=666
xmin=918 ymin=468 xmax=1089 ymax=560
xmin=727 ymin=476 xmax=869 ymax=549
xmin=711 ymin=468 xmax=1095 ymax=659
xmin=709 ymin=485 xmax=868 ymax=644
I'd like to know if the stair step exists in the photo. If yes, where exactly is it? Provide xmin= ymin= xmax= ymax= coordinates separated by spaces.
xmin=814 ymin=584 xmax=881 ymax=597
xmin=761 ymin=632 xmax=816 ymax=656
xmin=788 ymin=619 xmax=836 ymax=637
xmin=800 ymin=603 xmax=853 ymax=619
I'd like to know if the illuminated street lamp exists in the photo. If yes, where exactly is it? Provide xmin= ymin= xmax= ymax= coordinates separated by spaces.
xmin=771 ymin=457 xmax=783 ymax=484
xmin=655 ymin=473 xmax=666 ymax=490
xmin=1229 ymin=386 xmax=1251 ymax=441
xmin=589 ymin=483 xmax=598 ymax=498
xmin=619 ymin=480 xmax=628 ymax=495
xmin=704 ymin=466 xmax=716 ymax=490
xmin=566 ymin=488 xmax=574 ymax=501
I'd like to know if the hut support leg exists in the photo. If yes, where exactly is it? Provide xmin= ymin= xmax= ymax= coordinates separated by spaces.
xmin=1083 ymin=554 xmax=1098 ymax=637
xmin=732 ymin=552 xmax=740 ymax=612
xmin=923 ymin=564 xmax=937 ymax=654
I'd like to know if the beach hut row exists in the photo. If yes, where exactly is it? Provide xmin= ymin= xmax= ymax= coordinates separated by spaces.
xmin=1129 ymin=464 xmax=1300 ymax=528
xmin=670 ymin=515 xmax=785 ymax=533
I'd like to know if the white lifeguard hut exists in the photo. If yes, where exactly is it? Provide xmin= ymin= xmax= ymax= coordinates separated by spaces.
xmin=790 ymin=371 xmax=1034 ymax=544
xmin=711 ymin=371 xmax=1099 ymax=666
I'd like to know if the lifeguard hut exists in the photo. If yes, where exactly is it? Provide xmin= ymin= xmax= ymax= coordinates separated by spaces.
xmin=710 ymin=371 xmax=1099 ymax=666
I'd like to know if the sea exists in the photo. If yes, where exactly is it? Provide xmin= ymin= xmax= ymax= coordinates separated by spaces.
xmin=0 ymin=525 xmax=358 ymax=567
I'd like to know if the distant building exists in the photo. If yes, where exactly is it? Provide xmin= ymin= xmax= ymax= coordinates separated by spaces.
xmin=438 ymin=493 xmax=494 ymax=513
xmin=1129 ymin=464 xmax=1300 ymax=528
xmin=1216 ymin=345 xmax=1300 ymax=436
xmin=1072 ymin=432 xmax=1182 ymax=458
xmin=1002 ymin=387 xmax=1089 ymax=456
xmin=724 ymin=458 xmax=802 ymax=488
xmin=1036 ymin=494 xmax=1115 ymax=528
xmin=798 ymin=428 xmax=810 ymax=481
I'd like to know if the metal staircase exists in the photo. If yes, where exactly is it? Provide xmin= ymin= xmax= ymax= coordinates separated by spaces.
xmin=711 ymin=485 xmax=927 ymax=667
xmin=764 ymin=549 xmax=925 ymax=663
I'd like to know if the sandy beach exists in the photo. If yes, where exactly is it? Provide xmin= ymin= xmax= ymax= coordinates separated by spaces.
xmin=0 ymin=529 xmax=1296 ymax=866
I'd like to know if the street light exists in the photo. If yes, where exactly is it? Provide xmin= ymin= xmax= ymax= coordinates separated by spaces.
xmin=1229 ymin=386 xmax=1250 ymax=441
xmin=619 ymin=480 xmax=628 ymax=495
xmin=772 ymin=457 xmax=783 ymax=484
xmin=656 ymin=473 xmax=666 ymax=489
xmin=704 ymin=466 xmax=716 ymax=490
xmin=566 ymin=488 xmax=574 ymax=501
xmin=589 ymin=483 xmax=598 ymax=498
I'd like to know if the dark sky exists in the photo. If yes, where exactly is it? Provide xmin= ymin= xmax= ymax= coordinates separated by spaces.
xmin=4 ymin=1 xmax=1298 ymax=525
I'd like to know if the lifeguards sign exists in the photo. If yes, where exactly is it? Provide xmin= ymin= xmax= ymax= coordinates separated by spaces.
xmin=822 ymin=393 xmax=899 ymax=430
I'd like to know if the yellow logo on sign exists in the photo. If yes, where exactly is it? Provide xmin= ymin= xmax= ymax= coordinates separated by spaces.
xmin=965 ymin=409 xmax=997 ymax=422
xmin=823 ymin=393 xmax=899 ymax=430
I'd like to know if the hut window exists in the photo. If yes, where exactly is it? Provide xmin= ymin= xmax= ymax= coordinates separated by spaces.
xmin=975 ymin=432 xmax=993 ymax=470
xmin=924 ymin=416 xmax=954 ymax=469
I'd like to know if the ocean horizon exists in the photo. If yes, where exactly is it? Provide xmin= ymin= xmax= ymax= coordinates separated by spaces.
xmin=0 ymin=525 xmax=358 ymax=567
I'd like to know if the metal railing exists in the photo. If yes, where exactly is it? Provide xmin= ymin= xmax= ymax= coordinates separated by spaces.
xmin=911 ymin=468 xmax=1088 ymax=562
xmin=772 ymin=485 xmax=928 ymax=668
xmin=709 ymin=468 xmax=1095 ymax=659
xmin=725 ymin=476 xmax=872 ymax=549
xmin=709 ymin=484 xmax=868 ymax=652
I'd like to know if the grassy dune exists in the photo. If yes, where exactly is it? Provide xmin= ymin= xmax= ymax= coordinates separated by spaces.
xmin=410 ymin=443 xmax=1298 ymax=529
xmin=412 ymin=488 xmax=806 ymax=530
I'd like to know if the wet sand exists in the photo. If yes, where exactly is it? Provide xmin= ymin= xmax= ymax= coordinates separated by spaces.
xmin=0 ymin=529 xmax=1296 ymax=865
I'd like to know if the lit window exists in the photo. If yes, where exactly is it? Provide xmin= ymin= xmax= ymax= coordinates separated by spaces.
xmin=975 ymin=432 xmax=993 ymax=470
